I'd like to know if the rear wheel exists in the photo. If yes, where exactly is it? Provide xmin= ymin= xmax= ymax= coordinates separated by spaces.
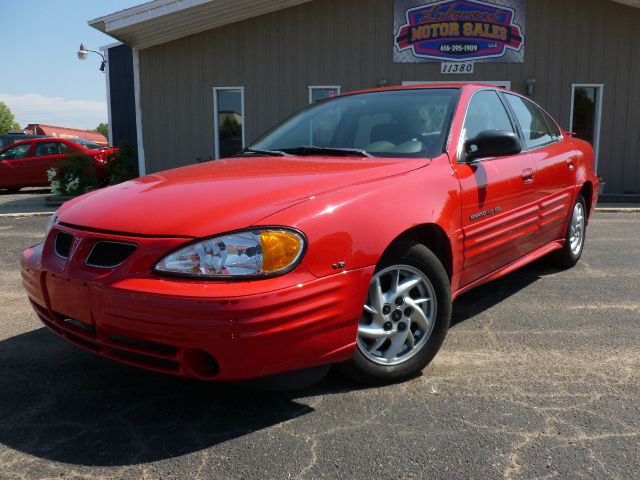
xmin=550 ymin=194 xmax=587 ymax=268
xmin=340 ymin=241 xmax=451 ymax=385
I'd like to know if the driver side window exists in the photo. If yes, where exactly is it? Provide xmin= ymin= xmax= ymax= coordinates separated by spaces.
xmin=463 ymin=90 xmax=515 ymax=143
xmin=0 ymin=143 xmax=31 ymax=160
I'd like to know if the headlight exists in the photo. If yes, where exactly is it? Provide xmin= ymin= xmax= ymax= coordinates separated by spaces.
xmin=45 ymin=212 xmax=58 ymax=238
xmin=154 ymin=228 xmax=306 ymax=279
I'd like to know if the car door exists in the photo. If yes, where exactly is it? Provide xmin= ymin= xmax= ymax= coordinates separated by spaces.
xmin=455 ymin=90 xmax=540 ymax=287
xmin=503 ymin=93 xmax=575 ymax=246
xmin=25 ymin=141 xmax=68 ymax=187
xmin=0 ymin=143 xmax=34 ymax=188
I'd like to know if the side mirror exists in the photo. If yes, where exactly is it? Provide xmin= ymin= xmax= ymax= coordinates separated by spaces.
xmin=463 ymin=130 xmax=522 ymax=162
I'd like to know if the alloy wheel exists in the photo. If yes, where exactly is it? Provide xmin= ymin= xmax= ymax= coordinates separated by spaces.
xmin=357 ymin=265 xmax=437 ymax=366
xmin=569 ymin=202 xmax=585 ymax=255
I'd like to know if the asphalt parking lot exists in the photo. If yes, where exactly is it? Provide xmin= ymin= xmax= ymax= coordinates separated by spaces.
xmin=0 ymin=214 xmax=638 ymax=479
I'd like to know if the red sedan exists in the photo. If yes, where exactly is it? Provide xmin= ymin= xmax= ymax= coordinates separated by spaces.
xmin=0 ymin=138 xmax=114 ymax=192
xmin=21 ymin=85 xmax=598 ymax=385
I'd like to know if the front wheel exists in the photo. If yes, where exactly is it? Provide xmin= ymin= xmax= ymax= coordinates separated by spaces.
xmin=339 ymin=241 xmax=451 ymax=385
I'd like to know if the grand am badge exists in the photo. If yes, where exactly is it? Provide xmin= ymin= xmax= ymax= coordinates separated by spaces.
xmin=470 ymin=206 xmax=501 ymax=221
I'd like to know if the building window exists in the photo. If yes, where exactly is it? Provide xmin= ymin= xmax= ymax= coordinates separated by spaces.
xmin=570 ymin=84 xmax=604 ymax=171
xmin=309 ymin=86 xmax=341 ymax=104
xmin=213 ymin=87 xmax=245 ymax=159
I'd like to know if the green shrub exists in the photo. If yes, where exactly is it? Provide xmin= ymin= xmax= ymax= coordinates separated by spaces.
xmin=48 ymin=152 xmax=99 ymax=196
xmin=105 ymin=145 xmax=137 ymax=185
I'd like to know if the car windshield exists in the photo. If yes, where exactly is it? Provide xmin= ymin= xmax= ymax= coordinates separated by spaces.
xmin=250 ymin=88 xmax=459 ymax=158
xmin=70 ymin=138 xmax=103 ymax=149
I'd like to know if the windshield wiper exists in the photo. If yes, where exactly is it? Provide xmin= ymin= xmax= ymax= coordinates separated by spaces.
xmin=281 ymin=146 xmax=372 ymax=157
xmin=233 ymin=148 xmax=290 ymax=157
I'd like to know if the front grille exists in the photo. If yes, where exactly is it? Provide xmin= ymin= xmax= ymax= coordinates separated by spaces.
xmin=54 ymin=231 xmax=74 ymax=258
xmin=107 ymin=333 xmax=178 ymax=356
xmin=86 ymin=241 xmax=137 ymax=268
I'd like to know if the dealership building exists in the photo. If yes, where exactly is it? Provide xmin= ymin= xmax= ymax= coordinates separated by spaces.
xmin=92 ymin=0 xmax=640 ymax=195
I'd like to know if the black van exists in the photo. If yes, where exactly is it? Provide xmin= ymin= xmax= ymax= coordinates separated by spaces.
xmin=0 ymin=133 xmax=47 ymax=150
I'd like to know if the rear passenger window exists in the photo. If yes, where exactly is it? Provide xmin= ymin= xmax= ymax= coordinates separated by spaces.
xmin=505 ymin=94 xmax=555 ymax=149
xmin=35 ymin=142 xmax=63 ymax=156
xmin=463 ymin=90 xmax=515 ymax=142
xmin=540 ymin=109 xmax=562 ymax=140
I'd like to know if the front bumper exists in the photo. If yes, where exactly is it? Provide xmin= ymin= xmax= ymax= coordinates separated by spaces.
xmin=22 ymin=228 xmax=373 ymax=381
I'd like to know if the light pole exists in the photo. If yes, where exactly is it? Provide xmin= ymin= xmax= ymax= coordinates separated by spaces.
xmin=77 ymin=43 xmax=107 ymax=72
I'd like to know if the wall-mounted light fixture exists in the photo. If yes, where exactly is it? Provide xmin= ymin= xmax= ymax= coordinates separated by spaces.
xmin=526 ymin=77 xmax=536 ymax=97
xmin=77 ymin=43 xmax=107 ymax=72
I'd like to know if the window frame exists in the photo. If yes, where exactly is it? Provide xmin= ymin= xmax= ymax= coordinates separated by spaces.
xmin=212 ymin=86 xmax=246 ymax=160
xmin=457 ymin=88 xmax=519 ymax=164
xmin=502 ymin=92 xmax=562 ymax=153
xmin=308 ymin=86 xmax=341 ymax=104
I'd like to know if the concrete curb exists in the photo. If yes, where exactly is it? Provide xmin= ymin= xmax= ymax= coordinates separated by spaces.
xmin=0 ymin=212 xmax=55 ymax=218
xmin=595 ymin=208 xmax=640 ymax=213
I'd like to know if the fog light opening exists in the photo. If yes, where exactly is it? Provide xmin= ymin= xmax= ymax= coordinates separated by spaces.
xmin=182 ymin=349 xmax=219 ymax=379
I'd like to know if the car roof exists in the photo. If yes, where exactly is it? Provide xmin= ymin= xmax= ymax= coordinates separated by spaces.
xmin=0 ymin=137 xmax=80 ymax=152
xmin=341 ymin=83 xmax=503 ymax=98
xmin=6 ymin=137 xmax=79 ymax=146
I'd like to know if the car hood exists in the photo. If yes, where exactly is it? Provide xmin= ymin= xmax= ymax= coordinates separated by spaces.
xmin=58 ymin=155 xmax=428 ymax=237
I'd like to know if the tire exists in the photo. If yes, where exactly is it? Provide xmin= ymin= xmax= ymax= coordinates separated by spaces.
xmin=550 ymin=194 xmax=587 ymax=268
xmin=339 ymin=241 xmax=452 ymax=385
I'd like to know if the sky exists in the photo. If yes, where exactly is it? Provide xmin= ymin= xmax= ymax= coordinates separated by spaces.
xmin=0 ymin=0 xmax=145 ymax=131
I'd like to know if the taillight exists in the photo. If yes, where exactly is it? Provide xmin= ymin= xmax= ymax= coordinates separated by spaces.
xmin=94 ymin=154 xmax=105 ymax=164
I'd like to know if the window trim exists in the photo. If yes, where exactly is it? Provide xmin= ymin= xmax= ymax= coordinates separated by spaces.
xmin=308 ymin=86 xmax=341 ymax=104
xmin=569 ymin=83 xmax=604 ymax=172
xmin=212 ymin=86 xmax=246 ymax=160
xmin=457 ymin=88 xmax=519 ymax=164
xmin=502 ymin=92 xmax=563 ymax=153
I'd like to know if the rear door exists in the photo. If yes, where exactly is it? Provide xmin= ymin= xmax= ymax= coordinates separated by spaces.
xmin=456 ymin=90 xmax=539 ymax=287
xmin=0 ymin=143 xmax=34 ymax=188
xmin=503 ymin=93 xmax=575 ymax=246
xmin=25 ymin=141 xmax=69 ymax=187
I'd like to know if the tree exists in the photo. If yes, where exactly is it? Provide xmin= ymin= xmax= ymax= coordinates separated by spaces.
xmin=95 ymin=123 xmax=109 ymax=138
xmin=0 ymin=101 xmax=19 ymax=134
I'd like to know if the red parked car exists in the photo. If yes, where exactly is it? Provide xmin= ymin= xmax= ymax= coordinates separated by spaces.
xmin=0 ymin=138 xmax=115 ymax=192
xmin=21 ymin=85 xmax=598 ymax=385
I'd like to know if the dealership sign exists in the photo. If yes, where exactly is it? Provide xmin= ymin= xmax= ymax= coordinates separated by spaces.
xmin=394 ymin=0 xmax=526 ymax=63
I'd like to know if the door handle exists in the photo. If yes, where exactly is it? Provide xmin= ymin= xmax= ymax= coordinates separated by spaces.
xmin=567 ymin=158 xmax=575 ymax=171
xmin=521 ymin=168 xmax=534 ymax=184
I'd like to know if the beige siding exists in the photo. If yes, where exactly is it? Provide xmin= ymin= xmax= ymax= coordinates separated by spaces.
xmin=139 ymin=0 xmax=640 ymax=194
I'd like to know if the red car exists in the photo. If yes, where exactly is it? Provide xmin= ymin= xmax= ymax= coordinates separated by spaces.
xmin=0 ymin=138 xmax=114 ymax=192
xmin=21 ymin=85 xmax=598 ymax=385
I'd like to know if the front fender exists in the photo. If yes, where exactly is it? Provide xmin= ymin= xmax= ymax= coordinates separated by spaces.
xmin=255 ymin=154 xmax=462 ymax=281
